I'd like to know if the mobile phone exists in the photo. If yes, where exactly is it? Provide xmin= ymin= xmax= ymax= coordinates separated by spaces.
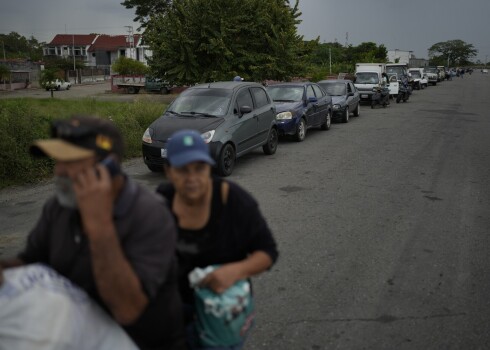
xmin=100 ymin=157 xmax=121 ymax=177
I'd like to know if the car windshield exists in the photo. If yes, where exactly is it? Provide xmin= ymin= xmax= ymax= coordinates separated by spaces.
xmin=386 ymin=67 xmax=406 ymax=77
xmin=410 ymin=71 xmax=421 ymax=78
xmin=355 ymin=72 xmax=379 ymax=84
xmin=318 ymin=83 xmax=346 ymax=96
xmin=168 ymin=88 xmax=232 ymax=116
xmin=425 ymin=67 xmax=437 ymax=73
xmin=266 ymin=86 xmax=304 ymax=102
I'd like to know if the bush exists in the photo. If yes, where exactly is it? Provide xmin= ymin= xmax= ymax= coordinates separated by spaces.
xmin=0 ymin=98 xmax=166 ymax=189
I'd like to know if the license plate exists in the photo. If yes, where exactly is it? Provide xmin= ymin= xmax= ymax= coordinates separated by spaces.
xmin=361 ymin=94 xmax=368 ymax=98
xmin=161 ymin=148 xmax=167 ymax=158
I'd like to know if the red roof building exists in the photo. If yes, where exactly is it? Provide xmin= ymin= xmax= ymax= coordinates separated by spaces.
xmin=43 ymin=33 xmax=150 ymax=69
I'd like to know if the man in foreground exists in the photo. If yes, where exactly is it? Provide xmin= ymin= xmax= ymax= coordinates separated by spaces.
xmin=0 ymin=116 xmax=185 ymax=349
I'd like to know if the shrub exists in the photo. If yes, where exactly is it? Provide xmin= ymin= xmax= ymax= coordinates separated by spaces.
xmin=0 ymin=98 xmax=166 ymax=189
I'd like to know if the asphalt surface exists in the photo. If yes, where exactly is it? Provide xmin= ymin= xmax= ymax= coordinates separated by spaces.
xmin=1 ymin=74 xmax=489 ymax=349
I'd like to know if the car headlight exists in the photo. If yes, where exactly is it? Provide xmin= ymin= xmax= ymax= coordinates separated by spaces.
xmin=142 ymin=128 xmax=153 ymax=144
xmin=276 ymin=111 xmax=293 ymax=120
xmin=333 ymin=104 xmax=341 ymax=110
xmin=201 ymin=130 xmax=215 ymax=144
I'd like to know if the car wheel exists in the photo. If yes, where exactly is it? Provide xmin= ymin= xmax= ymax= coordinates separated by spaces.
xmin=66 ymin=85 xmax=70 ymax=90
xmin=262 ymin=128 xmax=278 ymax=155
xmin=128 ymin=86 xmax=137 ymax=94
xmin=353 ymin=103 xmax=360 ymax=117
xmin=160 ymin=87 xmax=168 ymax=94
xmin=321 ymin=111 xmax=331 ymax=130
xmin=342 ymin=107 xmax=349 ymax=123
xmin=147 ymin=164 xmax=162 ymax=172
xmin=217 ymin=143 xmax=235 ymax=177
xmin=56 ymin=86 xmax=61 ymax=91
xmin=295 ymin=118 xmax=307 ymax=141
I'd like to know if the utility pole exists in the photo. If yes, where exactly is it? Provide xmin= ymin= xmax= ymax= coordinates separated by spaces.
xmin=125 ymin=26 xmax=134 ymax=60
xmin=2 ymin=40 xmax=6 ymax=90
xmin=72 ymin=34 xmax=76 ymax=84
xmin=329 ymin=48 xmax=332 ymax=74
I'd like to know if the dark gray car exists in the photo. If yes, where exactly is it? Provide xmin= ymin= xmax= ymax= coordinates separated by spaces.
xmin=317 ymin=79 xmax=360 ymax=123
xmin=142 ymin=81 xmax=278 ymax=176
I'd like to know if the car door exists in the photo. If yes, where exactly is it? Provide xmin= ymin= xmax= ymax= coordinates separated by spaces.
xmin=312 ymin=84 xmax=328 ymax=126
xmin=250 ymin=87 xmax=275 ymax=146
xmin=305 ymin=84 xmax=319 ymax=126
xmin=346 ymin=82 xmax=356 ymax=110
xmin=232 ymin=88 xmax=258 ymax=155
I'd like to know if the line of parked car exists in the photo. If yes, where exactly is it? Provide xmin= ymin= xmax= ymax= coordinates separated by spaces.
xmin=142 ymin=78 xmax=365 ymax=176
xmin=141 ymin=66 xmax=447 ymax=176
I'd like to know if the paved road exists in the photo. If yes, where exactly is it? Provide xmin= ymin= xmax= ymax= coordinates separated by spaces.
xmin=1 ymin=74 xmax=489 ymax=349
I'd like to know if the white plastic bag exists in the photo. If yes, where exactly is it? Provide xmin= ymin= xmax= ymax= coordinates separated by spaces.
xmin=0 ymin=264 xmax=138 ymax=350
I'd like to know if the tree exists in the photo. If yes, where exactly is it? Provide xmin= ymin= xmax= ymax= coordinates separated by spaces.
xmin=143 ymin=0 xmax=307 ymax=84
xmin=39 ymin=68 xmax=61 ymax=98
xmin=0 ymin=32 xmax=44 ymax=61
xmin=121 ymin=0 xmax=172 ymax=28
xmin=428 ymin=40 xmax=477 ymax=66
xmin=0 ymin=65 xmax=9 ymax=83
xmin=112 ymin=56 xmax=149 ymax=75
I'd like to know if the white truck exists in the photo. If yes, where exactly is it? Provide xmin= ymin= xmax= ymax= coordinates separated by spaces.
xmin=408 ymin=68 xmax=428 ymax=90
xmin=354 ymin=63 xmax=399 ymax=101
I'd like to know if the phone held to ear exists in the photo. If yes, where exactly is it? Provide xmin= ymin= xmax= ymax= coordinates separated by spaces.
xmin=100 ymin=157 xmax=121 ymax=177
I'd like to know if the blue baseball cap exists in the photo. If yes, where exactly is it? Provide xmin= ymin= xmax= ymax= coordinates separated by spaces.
xmin=167 ymin=129 xmax=216 ymax=167
xmin=233 ymin=75 xmax=243 ymax=81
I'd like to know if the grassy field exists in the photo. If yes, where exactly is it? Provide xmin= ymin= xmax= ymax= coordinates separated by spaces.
xmin=0 ymin=98 xmax=167 ymax=189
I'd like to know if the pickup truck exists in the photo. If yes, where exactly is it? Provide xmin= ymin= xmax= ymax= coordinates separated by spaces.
xmin=113 ymin=76 xmax=171 ymax=94
xmin=44 ymin=79 xmax=71 ymax=91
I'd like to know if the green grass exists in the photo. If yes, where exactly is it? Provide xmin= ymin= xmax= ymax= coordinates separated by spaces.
xmin=0 ymin=98 xmax=167 ymax=189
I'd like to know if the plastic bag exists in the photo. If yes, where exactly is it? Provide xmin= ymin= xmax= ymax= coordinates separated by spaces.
xmin=0 ymin=264 xmax=138 ymax=350
xmin=189 ymin=266 xmax=254 ymax=347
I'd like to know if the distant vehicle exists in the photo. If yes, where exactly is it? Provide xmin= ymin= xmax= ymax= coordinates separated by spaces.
xmin=114 ymin=76 xmax=172 ymax=94
xmin=317 ymin=79 xmax=360 ymax=123
xmin=424 ymin=67 xmax=440 ymax=85
xmin=408 ymin=68 xmax=428 ymax=89
xmin=437 ymin=66 xmax=447 ymax=81
xmin=142 ymin=81 xmax=278 ymax=176
xmin=266 ymin=82 xmax=332 ymax=141
xmin=354 ymin=63 xmax=399 ymax=101
xmin=482 ymin=69 xmax=489 ymax=74
xmin=44 ymin=79 xmax=71 ymax=91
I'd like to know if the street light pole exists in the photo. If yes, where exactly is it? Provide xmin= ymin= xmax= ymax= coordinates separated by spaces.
xmin=2 ymin=40 xmax=6 ymax=90
xmin=72 ymin=34 xmax=76 ymax=84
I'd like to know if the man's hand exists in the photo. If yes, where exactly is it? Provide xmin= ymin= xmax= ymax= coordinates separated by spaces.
xmin=72 ymin=164 xmax=114 ymax=237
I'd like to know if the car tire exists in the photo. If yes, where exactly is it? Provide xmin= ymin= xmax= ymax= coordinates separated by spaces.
xmin=342 ymin=107 xmax=349 ymax=123
xmin=147 ymin=164 xmax=162 ymax=172
xmin=128 ymin=86 xmax=137 ymax=94
xmin=262 ymin=128 xmax=278 ymax=155
xmin=295 ymin=118 xmax=307 ymax=141
xmin=321 ymin=111 xmax=331 ymax=130
xmin=56 ymin=86 xmax=61 ymax=91
xmin=160 ymin=87 xmax=168 ymax=95
xmin=66 ymin=85 xmax=70 ymax=90
xmin=217 ymin=143 xmax=235 ymax=177
xmin=353 ymin=103 xmax=360 ymax=117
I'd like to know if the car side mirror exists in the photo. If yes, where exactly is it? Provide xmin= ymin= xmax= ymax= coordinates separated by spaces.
xmin=239 ymin=105 xmax=252 ymax=116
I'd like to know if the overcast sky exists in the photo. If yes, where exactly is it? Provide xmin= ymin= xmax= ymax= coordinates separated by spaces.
xmin=1 ymin=0 xmax=489 ymax=63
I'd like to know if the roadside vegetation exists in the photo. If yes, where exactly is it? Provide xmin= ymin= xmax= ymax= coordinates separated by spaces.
xmin=0 ymin=98 xmax=166 ymax=189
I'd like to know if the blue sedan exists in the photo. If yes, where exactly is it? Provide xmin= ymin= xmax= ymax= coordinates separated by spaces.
xmin=266 ymin=82 xmax=332 ymax=142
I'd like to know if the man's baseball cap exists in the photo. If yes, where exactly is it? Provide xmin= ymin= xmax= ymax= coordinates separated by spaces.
xmin=166 ymin=129 xmax=215 ymax=167
xmin=30 ymin=116 xmax=124 ymax=161
xmin=233 ymin=76 xmax=244 ymax=81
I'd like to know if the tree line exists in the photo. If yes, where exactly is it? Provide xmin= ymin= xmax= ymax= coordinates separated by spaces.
xmin=1 ymin=0 xmax=480 ymax=85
